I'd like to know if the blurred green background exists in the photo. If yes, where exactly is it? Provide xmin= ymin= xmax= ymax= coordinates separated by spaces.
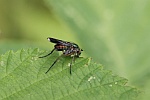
xmin=0 ymin=0 xmax=150 ymax=99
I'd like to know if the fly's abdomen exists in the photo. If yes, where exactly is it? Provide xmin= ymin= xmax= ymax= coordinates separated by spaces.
xmin=55 ymin=45 xmax=67 ymax=51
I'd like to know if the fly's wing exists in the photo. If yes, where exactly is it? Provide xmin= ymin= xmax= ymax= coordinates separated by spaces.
xmin=47 ymin=37 xmax=61 ymax=44
xmin=47 ymin=37 xmax=72 ymax=46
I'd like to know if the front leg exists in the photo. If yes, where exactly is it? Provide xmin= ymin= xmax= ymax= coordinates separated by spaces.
xmin=70 ymin=55 xmax=75 ymax=75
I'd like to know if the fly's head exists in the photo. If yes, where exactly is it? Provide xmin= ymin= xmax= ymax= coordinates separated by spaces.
xmin=71 ymin=43 xmax=83 ymax=57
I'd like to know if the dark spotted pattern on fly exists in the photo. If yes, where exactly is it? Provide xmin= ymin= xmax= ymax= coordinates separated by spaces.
xmin=39 ymin=37 xmax=83 ymax=74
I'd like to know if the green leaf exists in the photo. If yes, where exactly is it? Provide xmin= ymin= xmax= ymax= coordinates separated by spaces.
xmin=0 ymin=48 xmax=139 ymax=100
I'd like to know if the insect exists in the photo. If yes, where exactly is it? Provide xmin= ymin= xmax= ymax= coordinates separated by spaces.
xmin=39 ymin=37 xmax=83 ymax=74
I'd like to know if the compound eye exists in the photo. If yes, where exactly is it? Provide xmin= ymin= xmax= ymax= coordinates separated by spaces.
xmin=77 ymin=51 xmax=81 ymax=55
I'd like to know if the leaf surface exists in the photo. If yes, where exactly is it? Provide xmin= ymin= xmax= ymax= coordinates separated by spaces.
xmin=0 ymin=49 xmax=139 ymax=100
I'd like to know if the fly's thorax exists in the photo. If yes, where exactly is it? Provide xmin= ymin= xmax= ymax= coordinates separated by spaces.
xmin=71 ymin=43 xmax=79 ymax=48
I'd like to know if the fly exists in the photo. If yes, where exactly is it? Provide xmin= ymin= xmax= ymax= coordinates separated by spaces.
xmin=39 ymin=37 xmax=83 ymax=74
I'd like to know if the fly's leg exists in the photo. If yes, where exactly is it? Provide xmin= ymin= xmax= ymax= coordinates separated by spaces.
xmin=45 ymin=54 xmax=63 ymax=74
xmin=70 ymin=55 xmax=75 ymax=75
xmin=39 ymin=48 xmax=55 ymax=58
